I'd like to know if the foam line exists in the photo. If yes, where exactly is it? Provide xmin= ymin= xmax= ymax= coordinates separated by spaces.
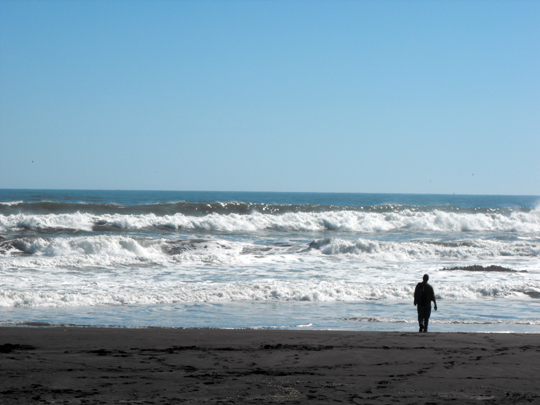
xmin=1 ymin=279 xmax=539 ymax=308
xmin=1 ymin=208 xmax=539 ymax=233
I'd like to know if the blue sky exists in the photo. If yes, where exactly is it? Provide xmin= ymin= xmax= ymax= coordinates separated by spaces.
xmin=1 ymin=1 xmax=538 ymax=195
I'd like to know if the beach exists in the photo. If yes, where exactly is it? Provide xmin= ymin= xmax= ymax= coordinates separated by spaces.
xmin=1 ymin=327 xmax=539 ymax=404
xmin=2 ymin=191 xmax=539 ymax=403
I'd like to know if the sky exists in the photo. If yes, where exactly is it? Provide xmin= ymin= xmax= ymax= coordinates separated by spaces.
xmin=0 ymin=1 xmax=538 ymax=195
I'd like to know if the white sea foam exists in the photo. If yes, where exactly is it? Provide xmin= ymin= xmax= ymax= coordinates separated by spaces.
xmin=0 ymin=235 xmax=538 ymax=271
xmin=0 ymin=212 xmax=95 ymax=232
xmin=342 ymin=317 xmax=540 ymax=326
xmin=1 ymin=278 xmax=539 ymax=308
xmin=1 ymin=208 xmax=539 ymax=233
xmin=0 ymin=235 xmax=248 ymax=268
xmin=0 ymin=201 xmax=24 ymax=206
xmin=310 ymin=238 xmax=539 ymax=260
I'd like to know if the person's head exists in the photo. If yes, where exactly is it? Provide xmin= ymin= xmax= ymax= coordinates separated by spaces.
xmin=423 ymin=274 xmax=429 ymax=282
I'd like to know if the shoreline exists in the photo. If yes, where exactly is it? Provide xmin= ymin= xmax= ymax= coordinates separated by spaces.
xmin=1 ymin=327 xmax=539 ymax=404
xmin=3 ymin=323 xmax=540 ymax=333
xmin=3 ymin=298 xmax=540 ymax=334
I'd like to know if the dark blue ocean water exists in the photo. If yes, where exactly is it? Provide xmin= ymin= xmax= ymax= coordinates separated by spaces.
xmin=1 ymin=189 xmax=537 ymax=209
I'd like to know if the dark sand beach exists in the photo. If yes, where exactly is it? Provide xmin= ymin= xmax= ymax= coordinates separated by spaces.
xmin=1 ymin=327 xmax=539 ymax=404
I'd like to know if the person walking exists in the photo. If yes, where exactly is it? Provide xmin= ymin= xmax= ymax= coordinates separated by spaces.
xmin=414 ymin=274 xmax=437 ymax=332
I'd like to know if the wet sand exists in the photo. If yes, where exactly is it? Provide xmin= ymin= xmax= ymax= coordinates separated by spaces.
xmin=1 ymin=327 xmax=539 ymax=404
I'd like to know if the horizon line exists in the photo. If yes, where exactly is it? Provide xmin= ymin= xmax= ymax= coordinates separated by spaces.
xmin=1 ymin=188 xmax=539 ymax=198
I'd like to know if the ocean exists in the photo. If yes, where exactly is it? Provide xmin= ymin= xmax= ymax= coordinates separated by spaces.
xmin=1 ymin=189 xmax=539 ymax=332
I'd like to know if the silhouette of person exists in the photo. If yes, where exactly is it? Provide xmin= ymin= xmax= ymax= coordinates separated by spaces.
xmin=414 ymin=274 xmax=437 ymax=332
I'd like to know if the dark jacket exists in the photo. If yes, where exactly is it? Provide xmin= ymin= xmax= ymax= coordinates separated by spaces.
xmin=414 ymin=282 xmax=435 ymax=307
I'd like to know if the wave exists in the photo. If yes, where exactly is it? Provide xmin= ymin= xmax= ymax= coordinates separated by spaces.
xmin=342 ymin=317 xmax=540 ymax=326
xmin=0 ymin=200 xmax=534 ymax=216
xmin=1 ymin=208 xmax=540 ymax=234
xmin=0 ymin=200 xmax=342 ymax=215
xmin=308 ymin=238 xmax=539 ymax=260
xmin=0 ymin=201 xmax=24 ymax=207
xmin=0 ymin=236 xmax=245 ymax=267
xmin=3 ymin=318 xmax=540 ymax=328
xmin=1 ymin=279 xmax=539 ymax=308
xmin=0 ymin=235 xmax=537 ymax=269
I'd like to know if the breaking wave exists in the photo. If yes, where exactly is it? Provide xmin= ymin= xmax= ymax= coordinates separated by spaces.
xmin=0 ymin=235 xmax=537 ymax=270
xmin=308 ymin=238 xmax=539 ymax=260
xmin=1 ymin=279 xmax=539 ymax=308
xmin=1 ymin=199 xmax=536 ymax=215
xmin=1 ymin=208 xmax=539 ymax=234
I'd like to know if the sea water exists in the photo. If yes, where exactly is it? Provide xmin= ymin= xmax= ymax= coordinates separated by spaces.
xmin=1 ymin=190 xmax=539 ymax=332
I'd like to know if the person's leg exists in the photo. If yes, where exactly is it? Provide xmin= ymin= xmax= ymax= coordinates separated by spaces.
xmin=417 ymin=306 xmax=424 ymax=332
xmin=423 ymin=306 xmax=432 ymax=332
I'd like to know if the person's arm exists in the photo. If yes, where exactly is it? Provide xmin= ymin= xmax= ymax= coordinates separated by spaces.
xmin=432 ymin=290 xmax=437 ymax=311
